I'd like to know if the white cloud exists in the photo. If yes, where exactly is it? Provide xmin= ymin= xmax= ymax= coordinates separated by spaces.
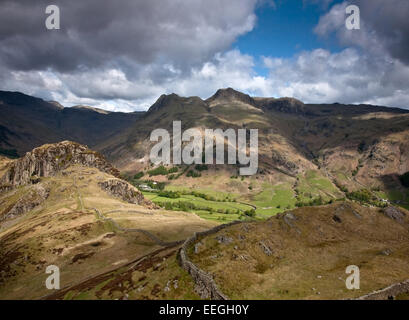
xmin=262 ymin=48 xmax=409 ymax=108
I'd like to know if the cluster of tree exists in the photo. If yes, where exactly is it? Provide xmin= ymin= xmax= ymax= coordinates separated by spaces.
xmin=187 ymin=190 xmax=235 ymax=202
xmin=155 ymin=200 xmax=213 ymax=213
xmin=157 ymin=190 xmax=181 ymax=199
xmin=346 ymin=189 xmax=387 ymax=208
xmin=154 ymin=200 xmax=256 ymax=218
xmin=244 ymin=209 xmax=256 ymax=217
xmin=133 ymin=172 xmax=144 ymax=180
xmin=186 ymin=170 xmax=201 ymax=178
xmin=194 ymin=164 xmax=208 ymax=171
xmin=148 ymin=165 xmax=178 ymax=176
xmin=295 ymin=195 xmax=333 ymax=207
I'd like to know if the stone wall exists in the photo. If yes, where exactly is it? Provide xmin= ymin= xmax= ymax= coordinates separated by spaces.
xmin=357 ymin=279 xmax=409 ymax=300
xmin=178 ymin=220 xmax=244 ymax=300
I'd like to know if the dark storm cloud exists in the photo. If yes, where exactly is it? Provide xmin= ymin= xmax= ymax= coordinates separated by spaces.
xmin=356 ymin=0 xmax=409 ymax=65
xmin=315 ymin=0 xmax=409 ymax=65
xmin=0 ymin=0 xmax=257 ymax=73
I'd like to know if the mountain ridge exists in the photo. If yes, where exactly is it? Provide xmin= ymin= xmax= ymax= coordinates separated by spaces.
xmin=2 ymin=89 xmax=409 ymax=195
xmin=0 ymin=90 xmax=144 ymax=157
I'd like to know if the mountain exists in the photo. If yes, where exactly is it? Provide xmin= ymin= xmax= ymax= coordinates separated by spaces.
xmin=1 ymin=97 xmax=409 ymax=300
xmin=2 ymin=88 xmax=409 ymax=213
xmin=97 ymin=88 xmax=409 ymax=193
xmin=0 ymin=91 xmax=143 ymax=157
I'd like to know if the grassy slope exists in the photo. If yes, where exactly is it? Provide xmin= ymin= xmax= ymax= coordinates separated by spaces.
xmin=189 ymin=202 xmax=409 ymax=300
xmin=0 ymin=165 xmax=216 ymax=300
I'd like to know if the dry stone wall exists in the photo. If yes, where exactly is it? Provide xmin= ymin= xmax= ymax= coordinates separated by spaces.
xmin=178 ymin=220 xmax=244 ymax=300
xmin=357 ymin=280 xmax=409 ymax=300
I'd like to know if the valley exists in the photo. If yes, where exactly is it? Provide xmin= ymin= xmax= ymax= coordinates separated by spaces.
xmin=1 ymin=89 xmax=409 ymax=300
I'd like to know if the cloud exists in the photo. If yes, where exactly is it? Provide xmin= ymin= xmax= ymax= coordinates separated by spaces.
xmin=0 ymin=0 xmax=258 ymax=72
xmin=0 ymin=0 xmax=408 ymax=111
xmin=0 ymin=0 xmax=261 ymax=110
xmin=262 ymin=48 xmax=409 ymax=109
xmin=303 ymin=0 xmax=335 ymax=10
xmin=0 ymin=49 xmax=270 ymax=111
xmin=315 ymin=0 xmax=409 ymax=65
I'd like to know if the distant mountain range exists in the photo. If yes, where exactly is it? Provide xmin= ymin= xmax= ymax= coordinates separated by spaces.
xmin=0 ymin=90 xmax=143 ymax=157
xmin=1 ymin=88 xmax=409 ymax=192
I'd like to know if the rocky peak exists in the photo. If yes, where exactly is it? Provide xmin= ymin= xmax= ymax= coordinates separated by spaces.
xmin=147 ymin=93 xmax=181 ymax=113
xmin=0 ymin=141 xmax=120 ymax=187
xmin=206 ymin=88 xmax=255 ymax=105
xmin=257 ymin=97 xmax=305 ymax=114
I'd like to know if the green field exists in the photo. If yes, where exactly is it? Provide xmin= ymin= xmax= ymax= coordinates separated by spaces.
xmin=295 ymin=170 xmax=342 ymax=202
xmin=135 ymin=169 xmax=352 ymax=222
xmin=251 ymin=182 xmax=297 ymax=216
xmin=164 ymin=185 xmax=239 ymax=201
xmin=142 ymin=191 xmax=255 ymax=222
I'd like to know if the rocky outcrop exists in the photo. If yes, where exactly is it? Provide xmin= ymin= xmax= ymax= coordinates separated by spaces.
xmin=271 ymin=150 xmax=299 ymax=176
xmin=0 ymin=184 xmax=49 ymax=222
xmin=98 ymin=179 xmax=157 ymax=208
xmin=207 ymin=88 xmax=255 ymax=105
xmin=259 ymin=97 xmax=305 ymax=114
xmin=382 ymin=206 xmax=406 ymax=223
xmin=0 ymin=141 xmax=120 ymax=187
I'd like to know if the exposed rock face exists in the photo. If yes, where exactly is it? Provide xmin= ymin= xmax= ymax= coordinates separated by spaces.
xmin=207 ymin=88 xmax=255 ymax=105
xmin=258 ymin=97 xmax=305 ymax=114
xmin=98 ymin=179 xmax=157 ymax=208
xmin=216 ymin=234 xmax=233 ymax=244
xmin=0 ymin=184 xmax=49 ymax=222
xmin=259 ymin=241 xmax=273 ymax=256
xmin=271 ymin=150 xmax=299 ymax=176
xmin=0 ymin=141 xmax=120 ymax=187
xmin=382 ymin=206 xmax=406 ymax=223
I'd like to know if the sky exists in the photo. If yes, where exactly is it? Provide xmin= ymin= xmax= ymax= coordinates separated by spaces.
xmin=0 ymin=0 xmax=409 ymax=111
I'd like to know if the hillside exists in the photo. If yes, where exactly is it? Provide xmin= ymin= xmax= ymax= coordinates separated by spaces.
xmin=183 ymin=202 xmax=409 ymax=299
xmin=98 ymin=88 xmax=409 ymax=183
xmin=41 ymin=201 xmax=409 ymax=300
xmin=93 ymin=88 xmax=409 ymax=219
xmin=2 ymin=89 xmax=409 ymax=220
xmin=0 ymin=142 xmax=216 ymax=299
xmin=0 ymin=131 xmax=408 ymax=300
